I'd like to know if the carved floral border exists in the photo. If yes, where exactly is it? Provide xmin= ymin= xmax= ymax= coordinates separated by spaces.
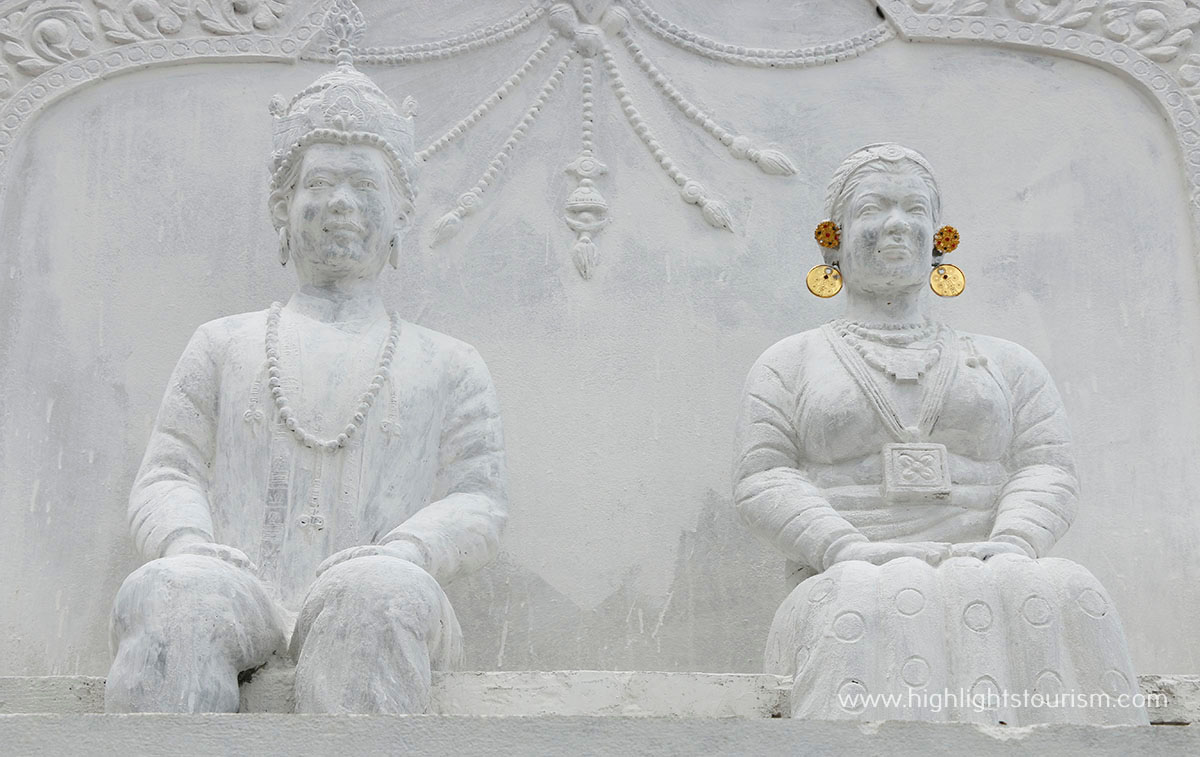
xmin=0 ymin=0 xmax=1196 ymax=264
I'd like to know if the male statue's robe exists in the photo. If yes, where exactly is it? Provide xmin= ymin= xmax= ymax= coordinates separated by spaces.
xmin=108 ymin=296 xmax=507 ymax=713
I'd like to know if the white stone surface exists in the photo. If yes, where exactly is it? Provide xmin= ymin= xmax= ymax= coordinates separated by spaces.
xmin=1 ymin=672 xmax=1195 ymax=723
xmin=6 ymin=714 xmax=1200 ymax=757
xmin=0 ymin=0 xmax=1198 ymax=681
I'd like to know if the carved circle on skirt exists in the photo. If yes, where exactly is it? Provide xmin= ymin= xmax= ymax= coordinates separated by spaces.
xmin=1021 ymin=595 xmax=1054 ymax=627
xmin=901 ymin=655 xmax=931 ymax=688
xmin=832 ymin=611 xmax=866 ymax=642
xmin=963 ymin=600 xmax=994 ymax=632
xmin=1035 ymin=670 xmax=1065 ymax=698
xmin=1076 ymin=588 xmax=1109 ymax=618
xmin=1102 ymin=669 xmax=1131 ymax=697
xmin=895 ymin=587 xmax=925 ymax=616
xmin=970 ymin=676 xmax=1001 ymax=711
xmin=807 ymin=577 xmax=836 ymax=604
xmin=837 ymin=680 xmax=868 ymax=713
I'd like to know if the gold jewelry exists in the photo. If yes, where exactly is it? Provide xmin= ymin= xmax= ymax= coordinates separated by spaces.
xmin=814 ymin=220 xmax=840 ymax=249
xmin=930 ymin=263 xmax=965 ymax=297
xmin=807 ymin=263 xmax=843 ymax=298
xmin=933 ymin=225 xmax=959 ymax=254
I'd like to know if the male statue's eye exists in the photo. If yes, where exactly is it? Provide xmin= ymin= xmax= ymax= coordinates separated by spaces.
xmin=356 ymin=180 xmax=377 ymax=190
xmin=307 ymin=178 xmax=330 ymax=188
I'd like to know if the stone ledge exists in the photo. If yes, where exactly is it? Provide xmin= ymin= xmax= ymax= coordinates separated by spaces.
xmin=2 ymin=672 xmax=1198 ymax=723
xmin=0 ymin=714 xmax=1197 ymax=757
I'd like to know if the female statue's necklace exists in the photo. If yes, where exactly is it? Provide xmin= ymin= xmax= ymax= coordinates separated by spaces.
xmin=832 ymin=319 xmax=941 ymax=382
xmin=823 ymin=321 xmax=960 ymax=503
xmin=265 ymin=302 xmax=401 ymax=454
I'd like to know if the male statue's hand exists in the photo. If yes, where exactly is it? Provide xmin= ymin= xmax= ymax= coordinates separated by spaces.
xmin=829 ymin=540 xmax=952 ymax=567
xmin=163 ymin=533 xmax=257 ymax=572
xmin=315 ymin=540 xmax=425 ymax=578
xmin=949 ymin=540 xmax=1032 ymax=561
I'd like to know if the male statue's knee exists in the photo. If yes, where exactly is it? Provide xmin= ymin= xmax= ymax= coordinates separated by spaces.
xmin=308 ymin=555 xmax=443 ymax=627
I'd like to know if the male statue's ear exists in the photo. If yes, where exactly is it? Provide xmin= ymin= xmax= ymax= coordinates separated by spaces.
xmin=270 ymin=197 xmax=289 ymax=229
xmin=394 ymin=202 xmax=415 ymax=232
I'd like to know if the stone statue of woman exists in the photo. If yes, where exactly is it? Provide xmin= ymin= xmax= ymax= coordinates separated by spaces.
xmin=104 ymin=24 xmax=507 ymax=713
xmin=733 ymin=143 xmax=1146 ymax=725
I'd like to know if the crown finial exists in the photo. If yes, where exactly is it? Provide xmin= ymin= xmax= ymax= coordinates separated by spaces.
xmin=325 ymin=0 xmax=365 ymax=69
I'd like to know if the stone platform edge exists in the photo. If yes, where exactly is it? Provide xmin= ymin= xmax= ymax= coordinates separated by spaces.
xmin=1 ymin=671 xmax=1198 ymax=723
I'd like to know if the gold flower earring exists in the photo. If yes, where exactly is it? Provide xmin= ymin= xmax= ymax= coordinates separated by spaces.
xmin=808 ymin=220 xmax=843 ymax=298
xmin=930 ymin=225 xmax=965 ymax=297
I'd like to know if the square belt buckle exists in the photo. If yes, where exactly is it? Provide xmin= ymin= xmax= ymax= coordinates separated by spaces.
xmin=881 ymin=442 xmax=952 ymax=503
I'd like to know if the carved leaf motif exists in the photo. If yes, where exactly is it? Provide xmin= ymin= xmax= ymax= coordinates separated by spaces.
xmin=95 ymin=0 xmax=193 ymax=44
xmin=1099 ymin=1 xmax=1200 ymax=62
xmin=0 ymin=1 xmax=95 ymax=76
xmin=195 ymin=0 xmax=287 ymax=36
xmin=909 ymin=0 xmax=992 ymax=13
xmin=1007 ymin=0 xmax=1099 ymax=25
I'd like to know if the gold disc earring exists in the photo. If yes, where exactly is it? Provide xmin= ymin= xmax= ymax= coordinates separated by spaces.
xmin=808 ymin=220 xmax=843 ymax=298
xmin=807 ymin=263 xmax=843 ymax=298
xmin=930 ymin=225 xmax=964 ymax=297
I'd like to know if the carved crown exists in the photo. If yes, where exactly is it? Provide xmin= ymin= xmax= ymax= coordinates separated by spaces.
xmin=268 ymin=0 xmax=417 ymax=205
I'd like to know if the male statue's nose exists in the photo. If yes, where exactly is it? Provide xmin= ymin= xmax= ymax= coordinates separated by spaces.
xmin=328 ymin=187 xmax=353 ymax=213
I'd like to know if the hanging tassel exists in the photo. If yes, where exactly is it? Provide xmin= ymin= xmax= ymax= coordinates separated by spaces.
xmin=751 ymin=148 xmax=797 ymax=176
xmin=430 ymin=210 xmax=462 ymax=246
xmin=700 ymin=198 xmax=733 ymax=231
xmin=572 ymin=235 xmax=598 ymax=279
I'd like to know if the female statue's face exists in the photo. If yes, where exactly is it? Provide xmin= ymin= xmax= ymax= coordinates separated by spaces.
xmin=287 ymin=142 xmax=398 ymax=284
xmin=838 ymin=167 xmax=935 ymax=296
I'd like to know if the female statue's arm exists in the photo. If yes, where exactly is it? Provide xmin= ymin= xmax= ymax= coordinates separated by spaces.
xmin=988 ymin=345 xmax=1080 ymax=558
xmin=732 ymin=346 xmax=870 ymax=572
xmin=377 ymin=345 xmax=508 ymax=585
xmin=127 ymin=326 xmax=219 ymax=561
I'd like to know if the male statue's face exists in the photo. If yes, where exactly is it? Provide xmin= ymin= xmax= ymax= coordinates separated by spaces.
xmin=288 ymin=142 xmax=398 ymax=283
xmin=838 ymin=170 xmax=934 ymax=295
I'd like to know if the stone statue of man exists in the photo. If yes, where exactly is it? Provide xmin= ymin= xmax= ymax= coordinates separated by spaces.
xmin=105 ymin=42 xmax=507 ymax=714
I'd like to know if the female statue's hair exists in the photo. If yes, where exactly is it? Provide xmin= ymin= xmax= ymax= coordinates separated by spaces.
xmin=824 ymin=142 xmax=942 ymax=230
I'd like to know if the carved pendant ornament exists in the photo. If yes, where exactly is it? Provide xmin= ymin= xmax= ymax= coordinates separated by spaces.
xmin=291 ymin=0 xmax=899 ymax=278
xmin=305 ymin=0 xmax=831 ymax=278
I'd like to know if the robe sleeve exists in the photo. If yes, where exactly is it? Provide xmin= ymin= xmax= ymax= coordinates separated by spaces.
xmin=127 ymin=325 xmax=219 ymax=561
xmin=380 ymin=344 xmax=508 ymax=585
xmin=989 ymin=344 xmax=1079 ymax=557
xmin=732 ymin=340 xmax=869 ymax=572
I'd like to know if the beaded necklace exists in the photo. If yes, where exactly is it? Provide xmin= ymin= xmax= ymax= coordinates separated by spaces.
xmin=834 ymin=319 xmax=942 ymax=382
xmin=265 ymin=302 xmax=400 ymax=454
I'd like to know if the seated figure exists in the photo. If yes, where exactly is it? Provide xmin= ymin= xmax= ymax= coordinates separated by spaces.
xmin=733 ymin=143 xmax=1146 ymax=725
xmin=105 ymin=44 xmax=507 ymax=714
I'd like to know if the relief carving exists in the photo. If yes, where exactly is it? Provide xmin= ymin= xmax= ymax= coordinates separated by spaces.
xmin=0 ymin=0 xmax=96 ymax=75
xmin=1007 ymin=0 xmax=1099 ymax=28
xmin=1098 ymin=0 xmax=1200 ymax=61
xmin=94 ymin=0 xmax=288 ymax=43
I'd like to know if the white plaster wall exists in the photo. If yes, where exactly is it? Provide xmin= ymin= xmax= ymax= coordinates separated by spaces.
xmin=1 ymin=0 xmax=1198 ymax=677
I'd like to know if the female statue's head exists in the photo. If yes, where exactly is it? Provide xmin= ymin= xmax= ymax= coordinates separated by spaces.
xmin=821 ymin=143 xmax=942 ymax=296
xmin=267 ymin=56 xmax=418 ymax=286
